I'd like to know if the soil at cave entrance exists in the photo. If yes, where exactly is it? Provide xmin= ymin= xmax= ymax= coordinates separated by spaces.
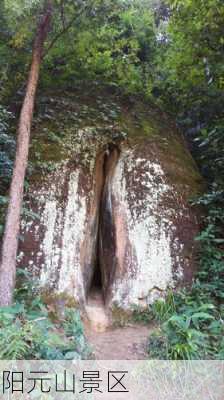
xmin=84 ymin=289 xmax=154 ymax=360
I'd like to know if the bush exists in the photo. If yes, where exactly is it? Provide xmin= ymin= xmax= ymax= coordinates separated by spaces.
xmin=0 ymin=105 xmax=15 ymax=188
xmin=148 ymin=219 xmax=224 ymax=360
xmin=0 ymin=269 xmax=91 ymax=360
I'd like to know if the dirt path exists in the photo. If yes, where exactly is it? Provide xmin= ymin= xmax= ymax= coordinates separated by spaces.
xmin=85 ymin=324 xmax=152 ymax=360
xmin=84 ymin=290 xmax=153 ymax=360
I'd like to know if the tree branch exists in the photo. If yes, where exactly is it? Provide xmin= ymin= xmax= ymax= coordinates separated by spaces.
xmin=43 ymin=16 xmax=75 ymax=57
xmin=60 ymin=0 xmax=66 ymax=29
xmin=43 ymin=2 xmax=89 ymax=59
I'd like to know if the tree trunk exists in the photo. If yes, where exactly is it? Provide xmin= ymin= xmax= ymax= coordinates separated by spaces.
xmin=0 ymin=1 xmax=52 ymax=306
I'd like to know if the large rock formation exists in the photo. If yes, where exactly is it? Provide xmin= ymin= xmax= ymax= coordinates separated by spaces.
xmin=17 ymin=86 xmax=203 ymax=311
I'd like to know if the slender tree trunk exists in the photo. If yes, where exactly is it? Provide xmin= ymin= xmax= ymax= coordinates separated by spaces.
xmin=0 ymin=1 xmax=52 ymax=306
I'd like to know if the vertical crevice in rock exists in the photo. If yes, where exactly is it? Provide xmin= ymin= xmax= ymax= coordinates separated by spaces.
xmin=81 ymin=151 xmax=105 ymax=299
xmin=99 ymin=144 xmax=120 ymax=302
xmin=87 ymin=143 xmax=120 ymax=303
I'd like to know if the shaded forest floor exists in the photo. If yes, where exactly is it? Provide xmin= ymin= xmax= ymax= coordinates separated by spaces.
xmin=85 ymin=324 xmax=152 ymax=360
xmin=84 ymin=289 xmax=153 ymax=360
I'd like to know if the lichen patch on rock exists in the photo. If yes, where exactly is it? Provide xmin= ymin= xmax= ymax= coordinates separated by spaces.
xmin=17 ymin=87 xmax=203 ymax=313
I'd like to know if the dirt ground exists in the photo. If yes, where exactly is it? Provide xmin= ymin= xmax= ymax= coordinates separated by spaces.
xmin=84 ymin=289 xmax=153 ymax=360
xmin=85 ymin=324 xmax=152 ymax=360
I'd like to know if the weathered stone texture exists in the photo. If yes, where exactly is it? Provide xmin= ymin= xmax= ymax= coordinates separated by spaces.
xmin=17 ymin=87 xmax=203 ymax=311
xmin=101 ymin=144 xmax=199 ymax=309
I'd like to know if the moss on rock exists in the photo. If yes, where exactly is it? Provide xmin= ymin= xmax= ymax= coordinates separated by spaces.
xmin=28 ymin=85 xmax=203 ymax=199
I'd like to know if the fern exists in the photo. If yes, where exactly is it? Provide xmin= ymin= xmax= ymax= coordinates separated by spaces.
xmin=0 ymin=266 xmax=90 ymax=360
xmin=0 ymin=323 xmax=31 ymax=359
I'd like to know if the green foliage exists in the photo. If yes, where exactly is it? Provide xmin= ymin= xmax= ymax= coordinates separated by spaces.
xmin=195 ymin=121 xmax=224 ymax=186
xmin=0 ymin=103 xmax=42 ymax=237
xmin=149 ymin=291 xmax=224 ymax=359
xmin=0 ymin=105 xmax=16 ymax=235
xmin=149 ymin=182 xmax=224 ymax=360
xmin=0 ymin=269 xmax=90 ymax=360
xmin=149 ymin=234 xmax=224 ymax=360
xmin=151 ymin=291 xmax=176 ymax=323
xmin=41 ymin=0 xmax=157 ymax=97
xmin=0 ymin=105 xmax=15 ymax=186
xmin=0 ymin=0 xmax=34 ymax=100
xmin=0 ymin=0 xmax=224 ymax=362
xmin=149 ymin=168 xmax=224 ymax=360
xmin=155 ymin=0 xmax=224 ymax=108
xmin=131 ymin=306 xmax=154 ymax=325
xmin=146 ymin=0 xmax=224 ymax=361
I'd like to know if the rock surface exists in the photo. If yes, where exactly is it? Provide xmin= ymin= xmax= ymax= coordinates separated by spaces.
xmin=17 ymin=86 xmax=203 ymax=311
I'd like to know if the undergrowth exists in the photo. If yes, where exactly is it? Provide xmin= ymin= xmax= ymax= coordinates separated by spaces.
xmin=0 ymin=269 xmax=91 ymax=360
xmin=148 ymin=191 xmax=224 ymax=360
xmin=0 ymin=105 xmax=15 ymax=237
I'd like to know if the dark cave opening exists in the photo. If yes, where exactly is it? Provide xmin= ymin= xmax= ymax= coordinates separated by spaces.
xmin=88 ymin=234 xmax=104 ymax=304
xmin=91 ymin=259 xmax=102 ymax=290
xmin=88 ymin=143 xmax=120 ymax=302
